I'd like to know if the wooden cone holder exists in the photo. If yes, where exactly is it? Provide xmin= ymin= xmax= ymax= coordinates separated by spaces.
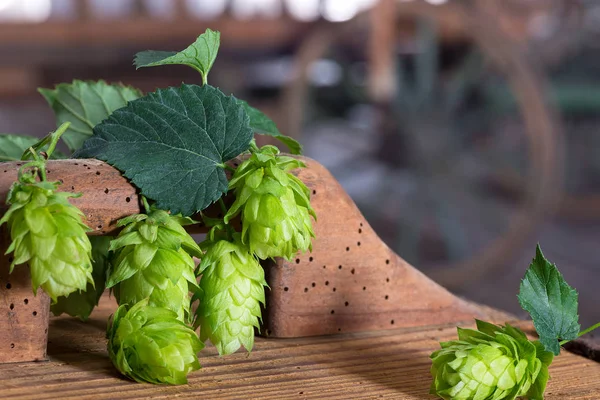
xmin=0 ymin=157 xmax=503 ymax=363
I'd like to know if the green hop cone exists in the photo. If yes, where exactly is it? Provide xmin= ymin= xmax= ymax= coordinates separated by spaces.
xmin=193 ymin=235 xmax=268 ymax=355
xmin=0 ymin=180 xmax=94 ymax=301
xmin=51 ymin=236 xmax=112 ymax=320
xmin=224 ymin=145 xmax=316 ymax=260
xmin=107 ymin=208 xmax=201 ymax=322
xmin=430 ymin=320 xmax=554 ymax=400
xmin=107 ymin=298 xmax=203 ymax=385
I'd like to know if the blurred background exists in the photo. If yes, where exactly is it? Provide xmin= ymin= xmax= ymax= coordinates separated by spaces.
xmin=0 ymin=0 xmax=599 ymax=327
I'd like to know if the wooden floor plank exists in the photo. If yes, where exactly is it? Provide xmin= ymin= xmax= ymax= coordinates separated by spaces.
xmin=0 ymin=296 xmax=598 ymax=399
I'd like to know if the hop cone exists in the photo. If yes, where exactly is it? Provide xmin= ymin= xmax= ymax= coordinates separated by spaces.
xmin=194 ymin=235 xmax=267 ymax=355
xmin=108 ymin=209 xmax=201 ymax=321
xmin=51 ymin=236 xmax=112 ymax=320
xmin=225 ymin=145 xmax=316 ymax=260
xmin=107 ymin=298 xmax=203 ymax=385
xmin=430 ymin=320 xmax=554 ymax=400
xmin=0 ymin=180 xmax=93 ymax=301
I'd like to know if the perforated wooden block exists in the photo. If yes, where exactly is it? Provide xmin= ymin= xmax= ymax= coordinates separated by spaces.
xmin=0 ymin=231 xmax=50 ymax=363
xmin=0 ymin=157 xmax=507 ymax=362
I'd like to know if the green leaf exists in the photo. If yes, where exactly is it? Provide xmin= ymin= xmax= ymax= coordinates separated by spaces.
xmin=0 ymin=134 xmax=41 ymax=161
xmin=74 ymin=84 xmax=253 ymax=216
xmin=518 ymin=244 xmax=580 ymax=355
xmin=0 ymin=134 xmax=66 ymax=161
xmin=39 ymin=80 xmax=142 ymax=151
xmin=237 ymin=100 xmax=302 ymax=155
xmin=134 ymin=28 xmax=220 ymax=85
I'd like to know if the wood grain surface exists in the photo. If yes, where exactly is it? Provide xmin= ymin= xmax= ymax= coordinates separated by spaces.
xmin=0 ymin=294 xmax=597 ymax=399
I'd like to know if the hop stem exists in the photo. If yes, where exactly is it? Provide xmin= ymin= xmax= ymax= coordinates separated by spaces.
xmin=560 ymin=321 xmax=600 ymax=345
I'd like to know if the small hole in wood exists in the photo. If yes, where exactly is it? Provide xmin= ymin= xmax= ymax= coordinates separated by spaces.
xmin=344 ymin=301 xmax=349 ymax=307
xmin=83 ymin=164 xmax=88 ymax=167
xmin=71 ymin=186 xmax=75 ymax=190
xmin=3 ymin=170 xmax=6 ymax=173
xmin=338 ymin=265 xmax=342 ymax=270
xmin=5 ymin=283 xmax=11 ymax=289
xmin=351 ymin=268 xmax=355 ymax=275
xmin=330 ymin=310 xmax=335 ymax=314
xmin=87 ymin=167 xmax=91 ymax=170
xmin=391 ymin=320 xmax=395 ymax=325
xmin=299 ymin=392 xmax=304 ymax=395
xmin=362 ymin=286 xmax=366 ymax=291
xmin=233 ymin=162 xmax=239 ymax=167
xmin=386 ymin=278 xmax=390 ymax=282
xmin=284 ymin=287 xmax=289 ymax=292
xmin=309 ymin=257 xmax=313 ymax=262
xmin=97 ymin=225 xmax=103 ymax=230
xmin=386 ymin=259 xmax=390 ymax=264
xmin=58 ymin=179 xmax=64 ymax=184
xmin=46 ymin=170 xmax=51 ymax=173
xmin=338 ymin=328 xmax=341 ymax=332
xmin=125 ymin=197 xmax=131 ymax=203
xmin=44 ymin=328 xmax=48 ymax=334
xmin=323 ymin=265 xmax=326 ymax=269
xmin=74 ymin=163 xmax=78 ymax=166
xmin=304 ymin=288 xmax=308 ymax=293
xmin=312 ymin=190 xmax=316 ymax=195
xmin=385 ymin=295 xmax=389 ymax=300
xmin=9 ymin=304 xmax=14 ymax=310
xmin=295 ymin=258 xmax=300 ymax=264
xmin=23 ymin=299 xmax=28 ymax=305
xmin=358 ymin=228 xmax=362 ymax=234
xmin=360 ymin=222 xmax=363 ymax=227
xmin=325 ymin=281 xmax=329 ymax=286
xmin=32 ymin=311 xmax=37 ymax=316
xmin=346 ymin=247 xmax=350 ymax=251
xmin=311 ymin=282 xmax=316 ymax=288
xmin=104 ymin=188 xmax=109 ymax=194
xmin=333 ymin=287 xmax=336 ymax=292
xmin=10 ymin=343 xmax=14 ymax=349
xmin=95 ymin=171 xmax=101 ymax=175
xmin=357 ymin=242 xmax=361 ymax=246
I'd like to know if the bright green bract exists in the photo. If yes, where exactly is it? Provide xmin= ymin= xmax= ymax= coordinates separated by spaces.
xmin=225 ymin=145 xmax=315 ymax=260
xmin=193 ymin=235 xmax=267 ymax=355
xmin=51 ymin=236 xmax=112 ymax=320
xmin=107 ymin=209 xmax=201 ymax=322
xmin=107 ymin=299 xmax=203 ymax=385
xmin=430 ymin=320 xmax=554 ymax=400
xmin=0 ymin=180 xmax=93 ymax=302
xmin=39 ymin=80 xmax=141 ymax=151
xmin=518 ymin=245 xmax=580 ymax=355
xmin=74 ymin=84 xmax=254 ymax=216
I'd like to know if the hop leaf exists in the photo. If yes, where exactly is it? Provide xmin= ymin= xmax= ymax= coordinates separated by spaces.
xmin=51 ymin=236 xmax=112 ymax=320
xmin=107 ymin=208 xmax=201 ymax=321
xmin=430 ymin=320 xmax=554 ymax=400
xmin=224 ymin=145 xmax=316 ymax=260
xmin=193 ymin=236 xmax=267 ymax=355
xmin=107 ymin=299 xmax=203 ymax=385
xmin=518 ymin=244 xmax=580 ymax=355
xmin=0 ymin=180 xmax=94 ymax=301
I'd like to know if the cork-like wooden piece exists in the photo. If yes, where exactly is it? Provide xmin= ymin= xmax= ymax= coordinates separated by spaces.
xmin=0 ymin=230 xmax=50 ymax=363
xmin=1 ymin=158 xmax=508 ymax=346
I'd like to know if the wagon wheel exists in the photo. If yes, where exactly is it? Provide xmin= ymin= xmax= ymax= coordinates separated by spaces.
xmin=280 ymin=0 xmax=563 ymax=289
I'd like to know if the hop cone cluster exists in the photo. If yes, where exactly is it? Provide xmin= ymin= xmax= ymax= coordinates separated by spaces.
xmin=107 ymin=299 xmax=203 ymax=385
xmin=194 ymin=235 xmax=267 ymax=355
xmin=224 ymin=145 xmax=315 ymax=260
xmin=0 ymin=180 xmax=93 ymax=301
xmin=107 ymin=209 xmax=201 ymax=321
xmin=51 ymin=236 xmax=112 ymax=320
xmin=430 ymin=320 xmax=554 ymax=400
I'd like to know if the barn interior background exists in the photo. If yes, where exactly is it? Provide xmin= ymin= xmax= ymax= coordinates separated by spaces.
xmin=0 ymin=0 xmax=598 ymax=327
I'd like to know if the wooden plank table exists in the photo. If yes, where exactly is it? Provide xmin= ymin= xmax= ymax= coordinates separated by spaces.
xmin=0 ymin=295 xmax=598 ymax=399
